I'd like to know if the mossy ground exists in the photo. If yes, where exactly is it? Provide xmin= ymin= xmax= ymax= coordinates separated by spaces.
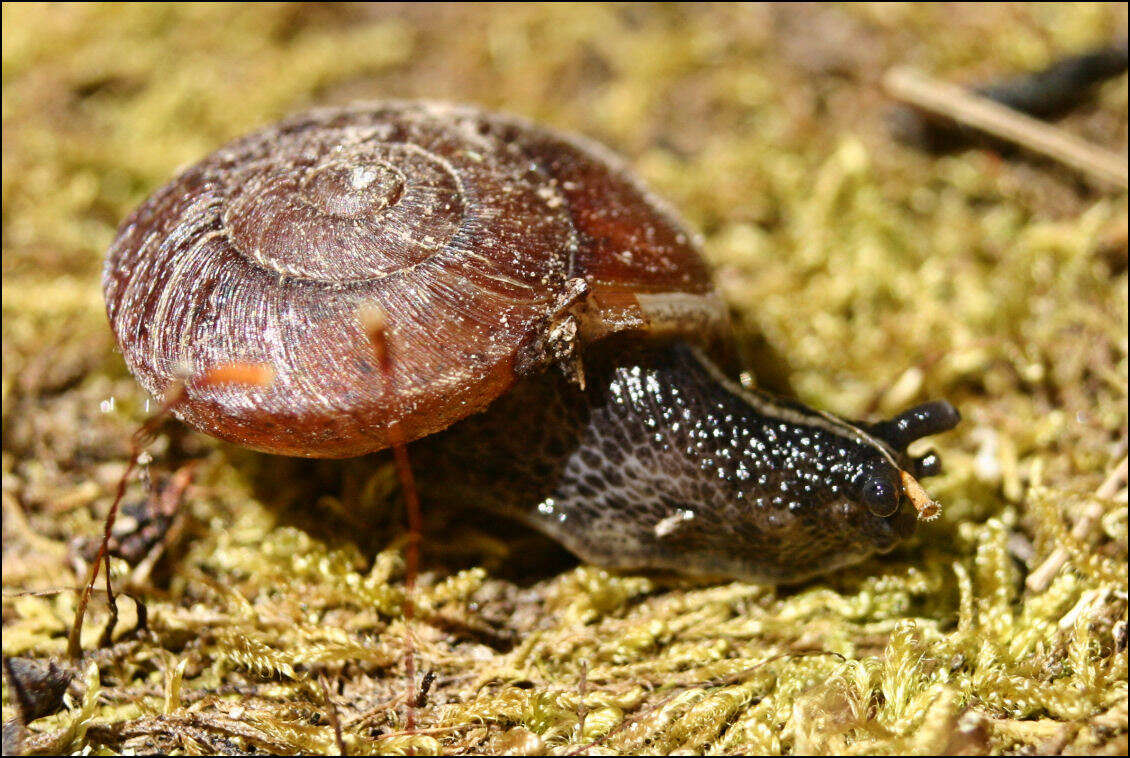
xmin=2 ymin=3 xmax=1127 ymax=755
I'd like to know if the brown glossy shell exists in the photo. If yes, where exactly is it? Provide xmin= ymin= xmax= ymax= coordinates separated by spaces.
xmin=103 ymin=102 xmax=725 ymax=457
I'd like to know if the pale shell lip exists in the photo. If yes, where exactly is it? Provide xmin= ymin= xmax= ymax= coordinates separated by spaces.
xmin=633 ymin=291 xmax=730 ymax=335
xmin=573 ymin=289 xmax=730 ymax=346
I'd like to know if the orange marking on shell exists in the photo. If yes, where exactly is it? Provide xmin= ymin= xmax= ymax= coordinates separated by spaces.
xmin=198 ymin=363 xmax=276 ymax=388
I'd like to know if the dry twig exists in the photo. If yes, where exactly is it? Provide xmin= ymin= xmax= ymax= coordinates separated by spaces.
xmin=884 ymin=66 xmax=1128 ymax=189
xmin=1026 ymin=457 xmax=1128 ymax=592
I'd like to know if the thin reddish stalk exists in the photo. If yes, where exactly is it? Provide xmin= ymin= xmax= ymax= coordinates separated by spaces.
xmin=67 ymin=384 xmax=184 ymax=660
xmin=359 ymin=304 xmax=423 ymax=743
xmin=68 ymin=364 xmax=273 ymax=660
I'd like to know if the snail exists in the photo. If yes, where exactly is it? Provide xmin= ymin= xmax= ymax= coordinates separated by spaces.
xmin=103 ymin=101 xmax=960 ymax=583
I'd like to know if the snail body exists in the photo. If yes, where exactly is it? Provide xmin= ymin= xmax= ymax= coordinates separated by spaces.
xmin=103 ymin=102 xmax=960 ymax=582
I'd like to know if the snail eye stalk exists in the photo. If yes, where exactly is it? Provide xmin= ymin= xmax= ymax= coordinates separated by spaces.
xmin=870 ymin=400 xmax=961 ymax=451
xmin=913 ymin=450 xmax=943 ymax=478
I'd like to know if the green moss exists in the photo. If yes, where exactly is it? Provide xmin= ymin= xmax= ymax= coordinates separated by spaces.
xmin=3 ymin=3 xmax=1127 ymax=755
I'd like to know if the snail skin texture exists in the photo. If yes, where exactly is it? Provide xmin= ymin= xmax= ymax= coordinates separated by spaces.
xmin=103 ymin=101 xmax=960 ymax=583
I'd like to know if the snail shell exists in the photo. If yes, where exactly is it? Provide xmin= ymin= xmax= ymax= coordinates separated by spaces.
xmin=103 ymin=102 xmax=726 ymax=457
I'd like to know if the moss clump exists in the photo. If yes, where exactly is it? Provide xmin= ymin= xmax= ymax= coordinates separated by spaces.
xmin=3 ymin=3 xmax=1127 ymax=755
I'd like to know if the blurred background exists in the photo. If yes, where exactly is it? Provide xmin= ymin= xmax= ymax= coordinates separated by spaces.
xmin=3 ymin=4 xmax=1127 ymax=755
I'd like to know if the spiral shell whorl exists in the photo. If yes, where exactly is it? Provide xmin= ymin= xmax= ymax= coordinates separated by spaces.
xmin=222 ymin=133 xmax=467 ymax=284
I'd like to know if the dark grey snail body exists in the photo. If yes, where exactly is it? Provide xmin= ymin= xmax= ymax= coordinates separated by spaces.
xmin=422 ymin=338 xmax=958 ymax=583
xmin=102 ymin=101 xmax=960 ymax=582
